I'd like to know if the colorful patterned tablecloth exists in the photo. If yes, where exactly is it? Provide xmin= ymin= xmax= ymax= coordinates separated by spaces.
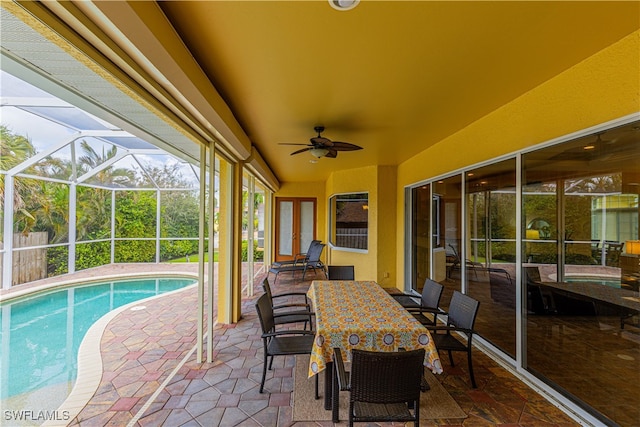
xmin=307 ymin=280 xmax=442 ymax=378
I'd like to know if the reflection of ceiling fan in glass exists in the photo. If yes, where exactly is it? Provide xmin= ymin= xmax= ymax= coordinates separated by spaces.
xmin=279 ymin=126 xmax=363 ymax=158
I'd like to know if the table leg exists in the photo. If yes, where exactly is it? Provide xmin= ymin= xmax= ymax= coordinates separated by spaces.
xmin=324 ymin=361 xmax=333 ymax=410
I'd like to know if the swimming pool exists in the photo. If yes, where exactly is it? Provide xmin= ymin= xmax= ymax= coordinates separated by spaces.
xmin=564 ymin=276 xmax=621 ymax=288
xmin=0 ymin=277 xmax=196 ymax=419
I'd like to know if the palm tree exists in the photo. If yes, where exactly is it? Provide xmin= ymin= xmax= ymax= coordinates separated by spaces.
xmin=0 ymin=125 xmax=38 ymax=232
xmin=77 ymin=140 xmax=135 ymax=186
xmin=75 ymin=140 xmax=134 ymax=241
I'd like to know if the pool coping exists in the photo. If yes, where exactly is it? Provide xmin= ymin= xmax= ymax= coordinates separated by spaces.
xmin=1 ymin=271 xmax=198 ymax=427
xmin=0 ymin=270 xmax=198 ymax=303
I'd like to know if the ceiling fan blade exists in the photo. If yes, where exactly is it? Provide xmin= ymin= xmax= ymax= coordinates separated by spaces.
xmin=330 ymin=141 xmax=363 ymax=151
xmin=290 ymin=147 xmax=313 ymax=155
xmin=285 ymin=127 xmax=362 ymax=158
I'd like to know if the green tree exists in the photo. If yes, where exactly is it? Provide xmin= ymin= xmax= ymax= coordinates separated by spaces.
xmin=114 ymin=190 xmax=157 ymax=262
xmin=0 ymin=125 xmax=38 ymax=233
xmin=76 ymin=140 xmax=134 ymax=186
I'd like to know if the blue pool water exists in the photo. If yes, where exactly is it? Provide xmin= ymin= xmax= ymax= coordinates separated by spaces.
xmin=0 ymin=277 xmax=196 ymax=406
xmin=564 ymin=276 xmax=621 ymax=288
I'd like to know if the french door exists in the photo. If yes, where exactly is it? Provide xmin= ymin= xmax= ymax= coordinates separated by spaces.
xmin=274 ymin=197 xmax=316 ymax=263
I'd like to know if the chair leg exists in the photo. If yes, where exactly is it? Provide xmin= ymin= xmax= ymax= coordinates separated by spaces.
xmin=467 ymin=349 xmax=477 ymax=388
xmin=260 ymin=353 xmax=268 ymax=393
xmin=349 ymin=402 xmax=354 ymax=427
xmin=448 ymin=350 xmax=454 ymax=366
xmin=324 ymin=362 xmax=333 ymax=410
xmin=269 ymin=355 xmax=274 ymax=370
xmin=332 ymin=364 xmax=339 ymax=422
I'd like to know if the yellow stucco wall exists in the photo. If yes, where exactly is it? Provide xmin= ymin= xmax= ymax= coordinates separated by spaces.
xmin=319 ymin=165 xmax=397 ymax=285
xmin=272 ymin=31 xmax=639 ymax=291
xmin=376 ymin=166 xmax=398 ymax=288
xmin=326 ymin=166 xmax=378 ymax=281
xmin=395 ymin=30 xmax=640 ymax=288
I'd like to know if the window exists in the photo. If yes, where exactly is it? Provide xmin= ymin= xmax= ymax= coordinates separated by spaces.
xmin=406 ymin=119 xmax=640 ymax=425
xmin=329 ymin=193 xmax=368 ymax=250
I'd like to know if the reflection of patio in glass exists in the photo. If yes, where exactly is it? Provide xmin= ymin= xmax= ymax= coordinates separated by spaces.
xmin=410 ymin=121 xmax=640 ymax=426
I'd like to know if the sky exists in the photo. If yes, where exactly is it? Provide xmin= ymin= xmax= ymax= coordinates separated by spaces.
xmin=1 ymin=70 xmax=201 ymax=188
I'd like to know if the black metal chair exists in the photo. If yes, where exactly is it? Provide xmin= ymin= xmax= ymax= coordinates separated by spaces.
xmin=446 ymin=244 xmax=481 ymax=279
xmin=332 ymin=347 xmax=425 ymax=426
xmin=487 ymin=268 xmax=515 ymax=309
xmin=426 ymin=290 xmax=480 ymax=388
xmin=261 ymin=278 xmax=313 ymax=330
xmin=327 ymin=265 xmax=355 ymax=280
xmin=524 ymin=266 xmax=555 ymax=314
xmin=392 ymin=278 xmax=445 ymax=326
xmin=254 ymin=293 xmax=317 ymax=395
xmin=270 ymin=239 xmax=321 ymax=268
xmin=268 ymin=242 xmax=327 ymax=283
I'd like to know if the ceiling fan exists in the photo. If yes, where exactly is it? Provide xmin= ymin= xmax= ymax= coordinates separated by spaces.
xmin=280 ymin=126 xmax=363 ymax=158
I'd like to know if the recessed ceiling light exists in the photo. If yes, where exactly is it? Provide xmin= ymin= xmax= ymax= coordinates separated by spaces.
xmin=329 ymin=0 xmax=360 ymax=11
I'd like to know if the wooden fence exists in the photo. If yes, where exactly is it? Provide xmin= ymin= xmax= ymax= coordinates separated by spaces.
xmin=1 ymin=232 xmax=49 ymax=286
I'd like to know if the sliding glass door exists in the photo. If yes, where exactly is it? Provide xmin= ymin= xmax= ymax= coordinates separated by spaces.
xmin=407 ymin=119 xmax=640 ymax=425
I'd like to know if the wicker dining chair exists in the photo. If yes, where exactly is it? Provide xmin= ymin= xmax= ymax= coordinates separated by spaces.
xmin=255 ymin=293 xmax=317 ymax=396
xmin=262 ymin=278 xmax=313 ymax=330
xmin=332 ymin=347 xmax=425 ymax=426
xmin=392 ymin=278 xmax=445 ymax=326
xmin=426 ymin=290 xmax=480 ymax=388
xmin=327 ymin=265 xmax=355 ymax=280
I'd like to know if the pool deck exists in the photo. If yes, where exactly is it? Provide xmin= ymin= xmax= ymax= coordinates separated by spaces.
xmin=3 ymin=263 xmax=578 ymax=426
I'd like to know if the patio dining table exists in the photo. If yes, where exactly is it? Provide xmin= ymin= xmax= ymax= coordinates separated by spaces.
xmin=306 ymin=280 xmax=442 ymax=412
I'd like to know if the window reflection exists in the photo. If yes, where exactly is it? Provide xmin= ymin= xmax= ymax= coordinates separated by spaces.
xmin=434 ymin=175 xmax=462 ymax=308
xmin=411 ymin=185 xmax=431 ymax=294
xmin=409 ymin=120 xmax=639 ymax=425
xmin=466 ymin=159 xmax=516 ymax=358
xmin=329 ymin=193 xmax=368 ymax=250
xmin=523 ymin=122 xmax=639 ymax=425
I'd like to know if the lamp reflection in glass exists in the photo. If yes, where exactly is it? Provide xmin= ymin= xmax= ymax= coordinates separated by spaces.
xmin=525 ymin=229 xmax=540 ymax=240
xmin=626 ymin=240 xmax=640 ymax=255
xmin=310 ymin=147 xmax=329 ymax=158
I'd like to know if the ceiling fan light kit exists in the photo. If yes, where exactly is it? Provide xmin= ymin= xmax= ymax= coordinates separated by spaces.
xmin=310 ymin=147 xmax=330 ymax=158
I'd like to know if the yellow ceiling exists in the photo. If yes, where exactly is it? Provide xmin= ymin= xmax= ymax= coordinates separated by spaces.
xmin=158 ymin=1 xmax=640 ymax=183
